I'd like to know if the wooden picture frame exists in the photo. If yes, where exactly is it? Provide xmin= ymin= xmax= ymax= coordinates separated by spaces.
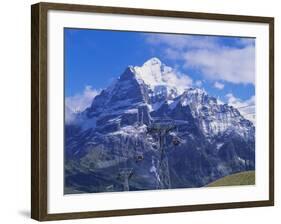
xmin=31 ymin=2 xmax=274 ymax=221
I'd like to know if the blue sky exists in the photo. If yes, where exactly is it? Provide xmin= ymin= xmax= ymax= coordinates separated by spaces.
xmin=65 ymin=28 xmax=255 ymax=116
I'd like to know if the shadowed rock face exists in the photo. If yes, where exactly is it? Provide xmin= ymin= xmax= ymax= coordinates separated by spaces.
xmin=64 ymin=58 xmax=255 ymax=194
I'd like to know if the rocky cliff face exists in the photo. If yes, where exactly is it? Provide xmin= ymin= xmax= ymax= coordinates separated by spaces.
xmin=64 ymin=58 xmax=255 ymax=194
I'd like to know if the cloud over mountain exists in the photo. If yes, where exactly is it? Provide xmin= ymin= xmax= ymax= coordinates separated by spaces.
xmin=145 ymin=34 xmax=255 ymax=85
xmin=66 ymin=85 xmax=100 ymax=112
xmin=226 ymin=93 xmax=255 ymax=123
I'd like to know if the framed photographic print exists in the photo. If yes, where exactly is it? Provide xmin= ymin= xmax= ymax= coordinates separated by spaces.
xmin=31 ymin=2 xmax=274 ymax=221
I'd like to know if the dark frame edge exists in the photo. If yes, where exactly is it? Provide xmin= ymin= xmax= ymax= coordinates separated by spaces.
xmin=36 ymin=2 xmax=274 ymax=23
xmin=31 ymin=3 xmax=48 ymax=221
xmin=31 ymin=3 xmax=40 ymax=220
xmin=268 ymin=18 xmax=274 ymax=205
xmin=31 ymin=2 xmax=274 ymax=221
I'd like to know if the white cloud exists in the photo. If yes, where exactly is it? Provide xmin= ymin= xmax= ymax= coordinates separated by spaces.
xmin=194 ymin=80 xmax=203 ymax=87
xmin=163 ymin=69 xmax=193 ymax=93
xmin=145 ymin=34 xmax=218 ymax=50
xmin=213 ymin=81 xmax=224 ymax=90
xmin=184 ymin=46 xmax=255 ymax=85
xmin=226 ymin=93 xmax=255 ymax=124
xmin=65 ymin=105 xmax=76 ymax=124
xmin=66 ymin=85 xmax=100 ymax=113
xmin=164 ymin=48 xmax=182 ymax=60
xmin=145 ymin=34 xmax=255 ymax=85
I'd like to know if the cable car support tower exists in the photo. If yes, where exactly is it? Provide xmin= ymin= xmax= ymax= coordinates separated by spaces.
xmin=147 ymin=119 xmax=176 ymax=189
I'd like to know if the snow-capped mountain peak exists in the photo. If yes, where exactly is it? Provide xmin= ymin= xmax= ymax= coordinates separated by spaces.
xmin=134 ymin=57 xmax=167 ymax=87
xmin=68 ymin=58 xmax=254 ymax=140
xmin=143 ymin=57 xmax=162 ymax=67
xmin=184 ymin=87 xmax=207 ymax=96
xmin=133 ymin=58 xmax=190 ymax=96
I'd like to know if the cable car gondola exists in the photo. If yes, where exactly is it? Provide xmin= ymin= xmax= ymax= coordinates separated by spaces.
xmin=135 ymin=153 xmax=144 ymax=162
xmin=172 ymin=136 xmax=181 ymax=146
